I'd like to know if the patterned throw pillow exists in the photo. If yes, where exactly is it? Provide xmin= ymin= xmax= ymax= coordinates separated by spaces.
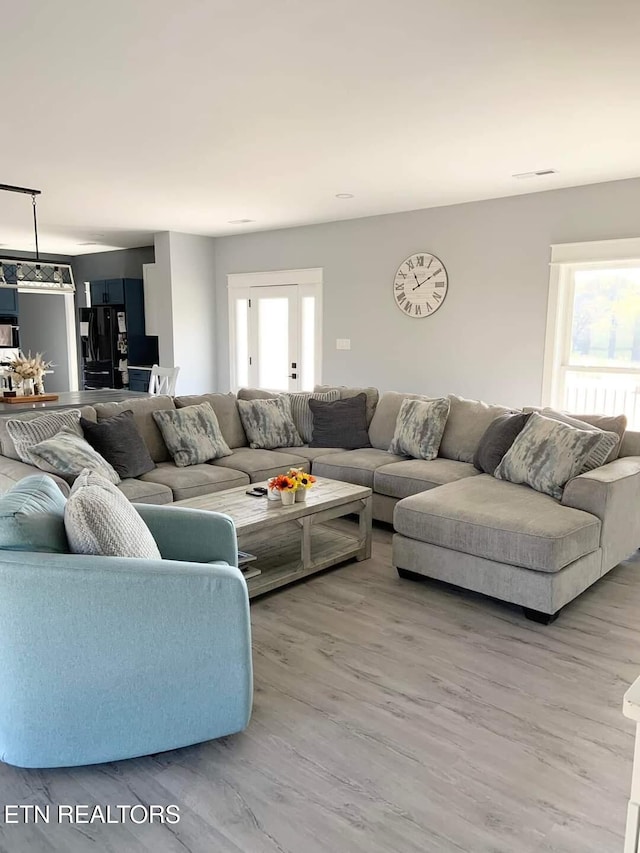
xmin=285 ymin=390 xmax=340 ymax=443
xmin=65 ymin=469 xmax=160 ymax=558
xmin=539 ymin=408 xmax=625 ymax=470
xmin=237 ymin=397 xmax=303 ymax=449
xmin=494 ymin=413 xmax=619 ymax=499
xmin=388 ymin=398 xmax=451 ymax=460
xmin=152 ymin=402 xmax=233 ymax=467
xmin=29 ymin=428 xmax=120 ymax=484
xmin=6 ymin=409 xmax=82 ymax=466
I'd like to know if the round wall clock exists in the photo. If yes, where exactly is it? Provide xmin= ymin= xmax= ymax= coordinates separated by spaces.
xmin=393 ymin=252 xmax=448 ymax=318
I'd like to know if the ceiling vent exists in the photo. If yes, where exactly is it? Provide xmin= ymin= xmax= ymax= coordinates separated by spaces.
xmin=512 ymin=169 xmax=558 ymax=179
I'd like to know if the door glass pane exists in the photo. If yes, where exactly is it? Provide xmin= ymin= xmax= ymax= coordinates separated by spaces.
xmin=570 ymin=267 xmax=640 ymax=367
xmin=235 ymin=298 xmax=249 ymax=388
xmin=258 ymin=297 xmax=289 ymax=390
xmin=301 ymin=296 xmax=315 ymax=391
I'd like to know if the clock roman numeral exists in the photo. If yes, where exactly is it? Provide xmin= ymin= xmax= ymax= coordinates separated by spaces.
xmin=414 ymin=303 xmax=422 ymax=315
xmin=395 ymin=282 xmax=405 ymax=290
xmin=404 ymin=300 xmax=413 ymax=314
xmin=425 ymin=301 xmax=433 ymax=312
xmin=427 ymin=257 xmax=433 ymax=269
xmin=416 ymin=255 xmax=424 ymax=266
xmin=433 ymin=292 xmax=442 ymax=302
xmin=435 ymin=282 xmax=445 ymax=288
xmin=397 ymin=293 xmax=407 ymax=306
xmin=406 ymin=259 xmax=414 ymax=271
xmin=397 ymin=271 xmax=407 ymax=280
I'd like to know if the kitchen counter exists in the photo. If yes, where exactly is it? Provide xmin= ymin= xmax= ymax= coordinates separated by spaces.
xmin=0 ymin=389 xmax=152 ymax=415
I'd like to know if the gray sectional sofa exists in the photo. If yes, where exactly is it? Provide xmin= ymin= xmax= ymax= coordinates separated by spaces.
xmin=0 ymin=385 xmax=639 ymax=622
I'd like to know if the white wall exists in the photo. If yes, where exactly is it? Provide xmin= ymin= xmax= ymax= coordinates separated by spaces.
xmin=150 ymin=232 xmax=217 ymax=395
xmin=17 ymin=292 xmax=72 ymax=392
xmin=212 ymin=176 xmax=640 ymax=407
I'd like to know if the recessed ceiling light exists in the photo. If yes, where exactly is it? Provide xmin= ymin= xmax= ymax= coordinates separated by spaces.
xmin=512 ymin=169 xmax=558 ymax=179
xmin=335 ymin=193 xmax=355 ymax=199
xmin=78 ymin=241 xmax=99 ymax=246
xmin=228 ymin=219 xmax=255 ymax=224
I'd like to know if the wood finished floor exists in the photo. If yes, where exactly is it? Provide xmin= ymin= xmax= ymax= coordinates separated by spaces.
xmin=1 ymin=523 xmax=639 ymax=853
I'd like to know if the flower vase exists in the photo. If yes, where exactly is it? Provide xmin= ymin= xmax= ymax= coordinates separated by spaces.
xmin=295 ymin=489 xmax=307 ymax=502
xmin=267 ymin=488 xmax=281 ymax=502
xmin=281 ymin=490 xmax=296 ymax=506
xmin=20 ymin=378 xmax=35 ymax=397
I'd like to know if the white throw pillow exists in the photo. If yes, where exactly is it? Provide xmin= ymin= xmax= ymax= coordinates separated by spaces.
xmin=6 ymin=409 xmax=82 ymax=466
xmin=64 ymin=469 xmax=161 ymax=559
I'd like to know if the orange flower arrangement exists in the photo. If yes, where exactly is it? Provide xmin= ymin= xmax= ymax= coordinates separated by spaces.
xmin=269 ymin=474 xmax=297 ymax=492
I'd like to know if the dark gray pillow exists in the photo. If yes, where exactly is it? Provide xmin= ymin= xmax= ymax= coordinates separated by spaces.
xmin=309 ymin=393 xmax=370 ymax=449
xmin=473 ymin=413 xmax=531 ymax=475
xmin=81 ymin=410 xmax=155 ymax=480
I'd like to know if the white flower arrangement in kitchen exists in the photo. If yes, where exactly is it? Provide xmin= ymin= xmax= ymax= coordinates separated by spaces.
xmin=8 ymin=351 xmax=54 ymax=395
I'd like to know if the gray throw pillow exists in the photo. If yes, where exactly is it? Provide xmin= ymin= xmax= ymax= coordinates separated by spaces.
xmin=389 ymin=397 xmax=450 ymax=460
xmin=81 ymin=409 xmax=155 ymax=479
xmin=237 ymin=397 xmax=303 ymax=449
xmin=309 ymin=393 xmax=370 ymax=449
xmin=473 ymin=413 xmax=532 ymax=475
xmin=540 ymin=408 xmax=626 ymax=468
xmin=29 ymin=428 xmax=120 ymax=484
xmin=495 ymin=413 xmax=618 ymax=499
xmin=65 ymin=469 xmax=161 ymax=559
xmin=152 ymin=402 xmax=233 ymax=467
xmin=285 ymin=390 xmax=340 ymax=443
xmin=6 ymin=409 xmax=82 ymax=466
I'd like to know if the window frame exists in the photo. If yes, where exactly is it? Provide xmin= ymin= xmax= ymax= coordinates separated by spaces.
xmin=542 ymin=237 xmax=640 ymax=409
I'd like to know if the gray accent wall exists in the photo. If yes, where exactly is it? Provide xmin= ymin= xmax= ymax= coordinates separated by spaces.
xmin=18 ymin=292 xmax=72 ymax=392
xmin=213 ymin=176 xmax=640 ymax=407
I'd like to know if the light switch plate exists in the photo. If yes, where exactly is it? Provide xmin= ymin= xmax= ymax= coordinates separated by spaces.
xmin=336 ymin=338 xmax=351 ymax=350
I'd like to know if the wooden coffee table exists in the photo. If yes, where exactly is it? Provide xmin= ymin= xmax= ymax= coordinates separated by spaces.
xmin=174 ymin=477 xmax=372 ymax=598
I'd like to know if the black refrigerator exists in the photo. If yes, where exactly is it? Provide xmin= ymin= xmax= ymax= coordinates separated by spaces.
xmin=79 ymin=306 xmax=159 ymax=390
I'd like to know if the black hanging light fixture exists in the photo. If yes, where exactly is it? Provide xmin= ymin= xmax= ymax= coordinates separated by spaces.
xmin=0 ymin=183 xmax=75 ymax=293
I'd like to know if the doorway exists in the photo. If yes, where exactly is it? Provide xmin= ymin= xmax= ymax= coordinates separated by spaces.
xmin=228 ymin=268 xmax=322 ymax=392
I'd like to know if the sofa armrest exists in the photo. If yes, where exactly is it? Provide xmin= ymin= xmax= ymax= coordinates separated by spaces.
xmin=134 ymin=503 xmax=238 ymax=566
xmin=0 ymin=457 xmax=70 ymax=496
xmin=561 ymin=456 xmax=640 ymax=570
xmin=0 ymin=551 xmax=252 ymax=767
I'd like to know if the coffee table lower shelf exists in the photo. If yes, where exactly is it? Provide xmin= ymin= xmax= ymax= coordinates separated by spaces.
xmin=239 ymin=520 xmax=366 ymax=598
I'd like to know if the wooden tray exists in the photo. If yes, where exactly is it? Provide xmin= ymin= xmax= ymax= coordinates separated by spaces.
xmin=0 ymin=394 xmax=59 ymax=404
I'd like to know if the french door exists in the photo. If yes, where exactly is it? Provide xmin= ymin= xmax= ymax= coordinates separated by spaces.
xmin=229 ymin=271 xmax=322 ymax=392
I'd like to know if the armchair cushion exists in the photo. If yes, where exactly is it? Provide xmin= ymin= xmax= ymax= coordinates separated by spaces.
xmin=0 ymin=474 xmax=68 ymax=554
xmin=65 ymin=470 xmax=160 ymax=559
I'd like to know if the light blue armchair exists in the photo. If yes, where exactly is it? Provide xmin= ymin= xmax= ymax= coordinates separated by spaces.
xmin=0 ymin=503 xmax=253 ymax=768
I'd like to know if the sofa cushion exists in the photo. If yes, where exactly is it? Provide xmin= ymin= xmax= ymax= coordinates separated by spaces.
xmin=30 ymin=428 xmax=120 ymax=484
xmin=237 ymin=397 xmax=303 ymax=449
xmin=65 ymin=470 xmax=161 ymax=559
xmin=152 ymin=402 xmax=233 ymax=467
xmin=375 ymin=459 xmax=480 ymax=500
xmin=237 ymin=387 xmax=280 ymax=401
xmin=6 ymin=409 xmax=83 ymax=466
xmin=117 ymin=478 xmax=173 ymax=505
xmin=394 ymin=475 xmax=601 ymax=573
xmin=280 ymin=445 xmax=346 ymax=462
xmin=495 ymin=413 xmax=618 ymax=499
xmin=439 ymin=395 xmax=513 ymax=463
xmin=309 ymin=394 xmax=370 ymax=449
xmin=389 ymin=397 xmax=450 ymax=460
xmin=175 ymin=392 xmax=248 ymax=449
xmin=80 ymin=409 xmax=156 ymax=480
xmin=473 ymin=412 xmax=532 ymax=475
xmin=138 ymin=461 xmax=249 ymax=501
xmin=211 ymin=448 xmax=310 ymax=482
xmin=368 ymin=391 xmax=434 ymax=451
xmin=0 ymin=474 xmax=68 ymax=554
xmin=0 ymin=405 xmax=96 ymax=461
xmin=93 ymin=396 xmax=175 ymax=463
xmin=313 ymin=448 xmax=407 ymax=488
xmin=315 ymin=385 xmax=379 ymax=425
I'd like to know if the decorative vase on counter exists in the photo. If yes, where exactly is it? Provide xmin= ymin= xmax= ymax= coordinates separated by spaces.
xmin=280 ymin=490 xmax=296 ymax=506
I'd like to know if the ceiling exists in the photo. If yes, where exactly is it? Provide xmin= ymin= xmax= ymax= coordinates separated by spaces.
xmin=2 ymin=0 xmax=640 ymax=255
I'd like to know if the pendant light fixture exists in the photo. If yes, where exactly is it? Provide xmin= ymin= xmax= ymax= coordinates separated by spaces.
xmin=0 ymin=183 xmax=75 ymax=293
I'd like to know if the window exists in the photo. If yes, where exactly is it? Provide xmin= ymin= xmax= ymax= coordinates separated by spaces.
xmin=228 ymin=268 xmax=322 ymax=392
xmin=543 ymin=238 xmax=640 ymax=428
